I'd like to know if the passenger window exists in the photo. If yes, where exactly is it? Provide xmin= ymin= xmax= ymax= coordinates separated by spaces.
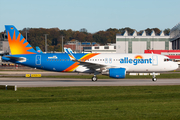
xmin=164 ymin=58 xmax=172 ymax=62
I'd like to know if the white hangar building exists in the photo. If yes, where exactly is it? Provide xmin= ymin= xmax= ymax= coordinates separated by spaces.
xmin=170 ymin=22 xmax=180 ymax=50
xmin=116 ymin=30 xmax=172 ymax=53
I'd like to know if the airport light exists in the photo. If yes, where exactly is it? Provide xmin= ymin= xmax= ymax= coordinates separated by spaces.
xmin=25 ymin=28 xmax=29 ymax=41
xmin=61 ymin=36 xmax=64 ymax=52
xmin=44 ymin=34 xmax=48 ymax=52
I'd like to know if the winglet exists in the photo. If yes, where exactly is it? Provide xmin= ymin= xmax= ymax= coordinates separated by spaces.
xmin=64 ymin=47 xmax=69 ymax=54
xmin=68 ymin=48 xmax=73 ymax=53
xmin=64 ymin=47 xmax=76 ymax=61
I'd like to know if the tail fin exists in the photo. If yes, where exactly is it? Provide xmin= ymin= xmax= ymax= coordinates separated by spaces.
xmin=64 ymin=47 xmax=76 ymax=61
xmin=68 ymin=48 xmax=73 ymax=53
xmin=64 ymin=47 xmax=69 ymax=54
xmin=5 ymin=25 xmax=37 ymax=55
xmin=36 ymin=46 xmax=43 ymax=53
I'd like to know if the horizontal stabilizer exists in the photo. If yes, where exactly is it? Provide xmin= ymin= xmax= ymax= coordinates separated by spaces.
xmin=3 ymin=56 xmax=26 ymax=62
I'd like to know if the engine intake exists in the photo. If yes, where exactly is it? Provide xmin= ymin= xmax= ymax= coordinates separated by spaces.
xmin=109 ymin=68 xmax=126 ymax=79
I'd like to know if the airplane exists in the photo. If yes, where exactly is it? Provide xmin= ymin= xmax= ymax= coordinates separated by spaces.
xmin=64 ymin=47 xmax=73 ymax=54
xmin=36 ymin=46 xmax=43 ymax=53
xmin=2 ymin=25 xmax=179 ymax=82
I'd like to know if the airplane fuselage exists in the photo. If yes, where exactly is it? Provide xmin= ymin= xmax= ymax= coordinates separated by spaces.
xmin=3 ymin=53 xmax=178 ymax=73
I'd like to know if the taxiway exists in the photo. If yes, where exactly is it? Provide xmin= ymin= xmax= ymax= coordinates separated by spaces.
xmin=0 ymin=78 xmax=180 ymax=87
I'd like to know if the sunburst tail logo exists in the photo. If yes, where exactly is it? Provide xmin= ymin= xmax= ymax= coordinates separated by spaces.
xmin=135 ymin=55 xmax=143 ymax=59
xmin=5 ymin=25 xmax=37 ymax=55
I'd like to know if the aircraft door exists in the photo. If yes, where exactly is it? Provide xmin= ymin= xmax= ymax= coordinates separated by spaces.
xmin=105 ymin=58 xmax=108 ymax=64
xmin=109 ymin=58 xmax=112 ymax=64
xmin=152 ymin=55 xmax=158 ymax=66
xmin=36 ymin=55 xmax=41 ymax=65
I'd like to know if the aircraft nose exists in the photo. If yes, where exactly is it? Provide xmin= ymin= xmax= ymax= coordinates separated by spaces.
xmin=173 ymin=63 xmax=179 ymax=70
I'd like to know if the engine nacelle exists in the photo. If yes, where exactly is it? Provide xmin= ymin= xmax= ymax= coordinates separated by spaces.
xmin=109 ymin=68 xmax=126 ymax=79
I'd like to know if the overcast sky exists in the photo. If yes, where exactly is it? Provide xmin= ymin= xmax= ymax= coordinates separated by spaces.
xmin=0 ymin=0 xmax=180 ymax=33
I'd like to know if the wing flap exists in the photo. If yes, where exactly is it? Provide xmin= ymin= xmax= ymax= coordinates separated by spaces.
xmin=77 ymin=61 xmax=106 ymax=70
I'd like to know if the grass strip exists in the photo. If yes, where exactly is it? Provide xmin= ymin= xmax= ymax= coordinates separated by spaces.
xmin=0 ymin=86 xmax=180 ymax=120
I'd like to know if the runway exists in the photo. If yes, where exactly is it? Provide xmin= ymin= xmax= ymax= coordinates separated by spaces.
xmin=0 ymin=78 xmax=180 ymax=87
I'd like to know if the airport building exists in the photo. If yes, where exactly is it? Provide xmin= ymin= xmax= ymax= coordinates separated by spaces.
xmin=170 ymin=22 xmax=180 ymax=50
xmin=0 ymin=33 xmax=10 ymax=54
xmin=0 ymin=40 xmax=10 ymax=54
xmin=91 ymin=44 xmax=116 ymax=53
xmin=64 ymin=39 xmax=116 ymax=53
xmin=116 ymin=30 xmax=171 ymax=54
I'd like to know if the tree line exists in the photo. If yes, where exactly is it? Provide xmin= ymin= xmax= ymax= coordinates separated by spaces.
xmin=0 ymin=27 xmax=170 ymax=52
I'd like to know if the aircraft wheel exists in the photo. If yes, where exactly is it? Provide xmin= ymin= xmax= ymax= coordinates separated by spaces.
xmin=152 ymin=78 xmax=157 ymax=82
xmin=92 ymin=76 xmax=97 ymax=82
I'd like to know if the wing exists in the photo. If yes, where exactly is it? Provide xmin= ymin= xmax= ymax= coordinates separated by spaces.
xmin=65 ymin=49 xmax=106 ymax=70
xmin=65 ymin=49 xmax=125 ymax=72
xmin=76 ymin=60 xmax=107 ymax=70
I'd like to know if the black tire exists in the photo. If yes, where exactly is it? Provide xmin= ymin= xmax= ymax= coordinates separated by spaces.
xmin=152 ymin=78 xmax=157 ymax=82
xmin=92 ymin=76 xmax=97 ymax=82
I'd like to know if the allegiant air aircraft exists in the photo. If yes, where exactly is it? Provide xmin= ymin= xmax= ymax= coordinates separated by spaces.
xmin=36 ymin=46 xmax=43 ymax=53
xmin=2 ymin=25 xmax=178 ymax=82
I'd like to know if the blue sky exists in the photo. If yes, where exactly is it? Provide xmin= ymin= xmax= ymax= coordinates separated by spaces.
xmin=0 ymin=0 xmax=180 ymax=33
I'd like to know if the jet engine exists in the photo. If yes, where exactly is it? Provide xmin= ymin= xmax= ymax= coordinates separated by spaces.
xmin=109 ymin=68 xmax=126 ymax=79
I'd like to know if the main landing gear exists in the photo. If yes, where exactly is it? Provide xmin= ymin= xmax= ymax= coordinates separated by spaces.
xmin=152 ymin=72 xmax=157 ymax=82
xmin=91 ymin=71 xmax=100 ymax=82
xmin=92 ymin=75 xmax=97 ymax=82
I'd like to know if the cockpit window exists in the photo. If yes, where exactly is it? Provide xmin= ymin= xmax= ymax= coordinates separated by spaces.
xmin=164 ymin=58 xmax=172 ymax=62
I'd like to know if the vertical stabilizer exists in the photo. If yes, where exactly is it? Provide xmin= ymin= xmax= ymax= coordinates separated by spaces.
xmin=5 ymin=25 xmax=37 ymax=55
xmin=36 ymin=46 xmax=43 ymax=53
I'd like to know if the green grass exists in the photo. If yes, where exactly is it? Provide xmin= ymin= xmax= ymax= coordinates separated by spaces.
xmin=0 ymin=86 xmax=180 ymax=120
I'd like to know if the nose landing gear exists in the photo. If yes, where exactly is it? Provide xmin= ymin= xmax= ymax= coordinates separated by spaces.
xmin=152 ymin=72 xmax=157 ymax=82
